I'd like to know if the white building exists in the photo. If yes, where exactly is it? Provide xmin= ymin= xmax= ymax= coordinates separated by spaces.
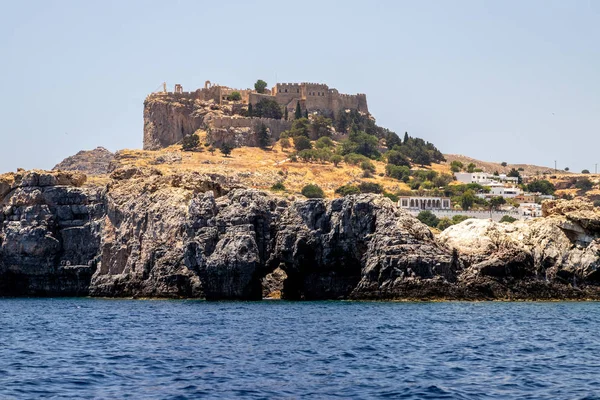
xmin=519 ymin=203 xmax=543 ymax=218
xmin=476 ymin=183 xmax=522 ymax=199
xmin=454 ymin=172 xmax=494 ymax=185
xmin=399 ymin=196 xmax=452 ymax=210
xmin=454 ymin=172 xmax=519 ymax=185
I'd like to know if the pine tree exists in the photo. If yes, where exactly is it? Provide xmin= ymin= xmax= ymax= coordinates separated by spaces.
xmin=295 ymin=101 xmax=302 ymax=119
xmin=257 ymin=124 xmax=271 ymax=149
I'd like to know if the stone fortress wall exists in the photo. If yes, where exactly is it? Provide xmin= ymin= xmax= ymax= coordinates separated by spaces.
xmin=144 ymin=80 xmax=369 ymax=150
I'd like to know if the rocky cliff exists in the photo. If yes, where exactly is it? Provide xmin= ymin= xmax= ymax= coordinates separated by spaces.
xmin=53 ymin=147 xmax=115 ymax=175
xmin=2 ymin=169 xmax=600 ymax=300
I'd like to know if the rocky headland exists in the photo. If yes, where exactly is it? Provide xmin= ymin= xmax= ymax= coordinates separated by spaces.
xmin=2 ymin=168 xmax=599 ymax=300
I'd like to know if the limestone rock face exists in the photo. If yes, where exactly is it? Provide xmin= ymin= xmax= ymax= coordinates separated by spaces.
xmin=143 ymin=96 xmax=205 ymax=150
xmin=3 ymin=169 xmax=600 ymax=301
xmin=0 ymin=170 xmax=104 ymax=295
xmin=271 ymin=195 xmax=460 ymax=300
xmin=439 ymin=199 xmax=600 ymax=297
xmin=53 ymin=147 xmax=115 ymax=175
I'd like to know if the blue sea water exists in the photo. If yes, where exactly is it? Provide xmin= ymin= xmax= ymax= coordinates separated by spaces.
xmin=1 ymin=300 xmax=599 ymax=399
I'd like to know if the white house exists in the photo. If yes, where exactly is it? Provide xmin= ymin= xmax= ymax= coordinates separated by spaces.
xmin=399 ymin=196 xmax=452 ymax=210
xmin=454 ymin=172 xmax=520 ymax=185
xmin=454 ymin=172 xmax=494 ymax=185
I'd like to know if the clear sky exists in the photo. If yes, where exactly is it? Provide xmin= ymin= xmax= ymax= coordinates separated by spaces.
xmin=1 ymin=0 xmax=599 ymax=173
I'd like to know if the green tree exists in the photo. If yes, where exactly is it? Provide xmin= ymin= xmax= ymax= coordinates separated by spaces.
xmin=208 ymin=146 xmax=216 ymax=155
xmin=331 ymin=154 xmax=343 ymax=167
xmin=460 ymin=189 xmax=476 ymax=210
xmin=253 ymin=99 xmax=283 ymax=119
xmin=294 ymin=101 xmax=302 ymax=119
xmin=582 ymin=169 xmax=590 ymax=174
xmin=335 ymin=184 xmax=360 ymax=196
xmin=507 ymin=168 xmax=522 ymax=184
xmin=257 ymin=123 xmax=271 ymax=149
xmin=248 ymin=103 xmax=253 ymax=116
xmin=181 ymin=134 xmax=199 ymax=151
xmin=385 ymin=164 xmax=411 ymax=182
xmin=254 ymin=79 xmax=267 ymax=94
xmin=417 ymin=210 xmax=440 ymax=228
xmin=450 ymin=161 xmax=463 ymax=172
xmin=466 ymin=163 xmax=477 ymax=173
xmin=302 ymin=184 xmax=324 ymax=199
xmin=403 ymin=132 xmax=409 ymax=143
xmin=229 ymin=91 xmax=241 ymax=101
xmin=527 ymin=180 xmax=555 ymax=195
xmin=315 ymin=136 xmax=334 ymax=149
xmin=288 ymin=118 xmax=310 ymax=137
xmin=220 ymin=143 xmax=233 ymax=157
xmin=565 ymin=167 xmax=570 ymax=171
xmin=284 ymin=107 xmax=289 ymax=121
xmin=310 ymin=115 xmax=332 ymax=138
xmin=490 ymin=196 xmax=506 ymax=210
xmin=501 ymin=162 xmax=508 ymax=167
xmin=304 ymin=110 xmax=309 ymax=118
xmin=341 ymin=131 xmax=380 ymax=158
xmin=386 ymin=150 xmax=410 ymax=167
xmin=360 ymin=160 xmax=376 ymax=177
xmin=293 ymin=136 xmax=312 ymax=151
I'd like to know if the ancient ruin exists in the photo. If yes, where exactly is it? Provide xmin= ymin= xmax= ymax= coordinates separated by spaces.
xmin=143 ymin=81 xmax=369 ymax=150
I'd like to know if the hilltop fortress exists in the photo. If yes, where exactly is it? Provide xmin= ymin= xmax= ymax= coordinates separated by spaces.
xmin=143 ymin=81 xmax=369 ymax=150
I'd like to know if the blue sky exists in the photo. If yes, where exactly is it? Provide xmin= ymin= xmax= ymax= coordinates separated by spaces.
xmin=1 ymin=0 xmax=598 ymax=173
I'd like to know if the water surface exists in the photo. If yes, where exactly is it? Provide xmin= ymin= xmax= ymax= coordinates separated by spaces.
xmin=1 ymin=299 xmax=599 ymax=399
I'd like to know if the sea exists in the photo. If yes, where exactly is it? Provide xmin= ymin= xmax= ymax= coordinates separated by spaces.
xmin=0 ymin=299 xmax=599 ymax=399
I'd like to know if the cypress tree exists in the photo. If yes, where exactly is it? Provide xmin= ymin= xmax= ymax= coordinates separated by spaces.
xmin=284 ymin=107 xmax=289 ymax=121
xmin=403 ymin=132 xmax=409 ymax=144
xmin=294 ymin=101 xmax=302 ymax=119
xmin=248 ymin=103 xmax=253 ymax=117
xmin=304 ymin=110 xmax=309 ymax=119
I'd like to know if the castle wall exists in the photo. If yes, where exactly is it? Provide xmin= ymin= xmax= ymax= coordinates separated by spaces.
xmin=274 ymin=83 xmax=303 ymax=106
xmin=209 ymin=116 xmax=292 ymax=141
xmin=249 ymin=92 xmax=277 ymax=106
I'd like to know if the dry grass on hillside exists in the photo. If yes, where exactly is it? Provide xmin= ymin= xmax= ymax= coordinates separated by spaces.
xmin=112 ymin=134 xmax=413 ymax=198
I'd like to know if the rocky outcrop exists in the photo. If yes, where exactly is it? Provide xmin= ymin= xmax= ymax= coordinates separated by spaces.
xmin=0 ymin=170 xmax=104 ymax=296
xmin=2 ymin=169 xmax=600 ymax=301
xmin=438 ymin=199 xmax=600 ymax=299
xmin=53 ymin=147 xmax=115 ymax=175
xmin=271 ymin=195 xmax=459 ymax=299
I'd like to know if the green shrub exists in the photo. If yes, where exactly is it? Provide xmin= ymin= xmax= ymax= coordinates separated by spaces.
xmin=219 ymin=143 xmax=233 ymax=157
xmin=181 ymin=134 xmax=200 ymax=151
xmin=315 ymin=136 xmax=334 ymax=149
xmin=500 ymin=215 xmax=517 ymax=223
xmin=417 ymin=210 xmax=440 ymax=227
xmin=330 ymin=154 xmax=343 ymax=167
xmin=301 ymin=184 xmax=325 ymax=199
xmin=385 ymin=164 xmax=410 ymax=182
xmin=335 ymin=184 xmax=360 ymax=196
xmin=575 ymin=178 xmax=594 ymax=191
xmin=358 ymin=181 xmax=383 ymax=194
xmin=293 ymin=136 xmax=312 ymax=151
xmin=527 ymin=180 xmax=555 ymax=195
xmin=386 ymin=150 xmax=410 ymax=167
xmin=271 ymin=182 xmax=286 ymax=191
xmin=383 ymin=192 xmax=399 ymax=202
xmin=436 ymin=217 xmax=453 ymax=231
xmin=228 ymin=91 xmax=242 ymax=101
xmin=360 ymin=160 xmax=376 ymax=173
xmin=344 ymin=153 xmax=370 ymax=165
